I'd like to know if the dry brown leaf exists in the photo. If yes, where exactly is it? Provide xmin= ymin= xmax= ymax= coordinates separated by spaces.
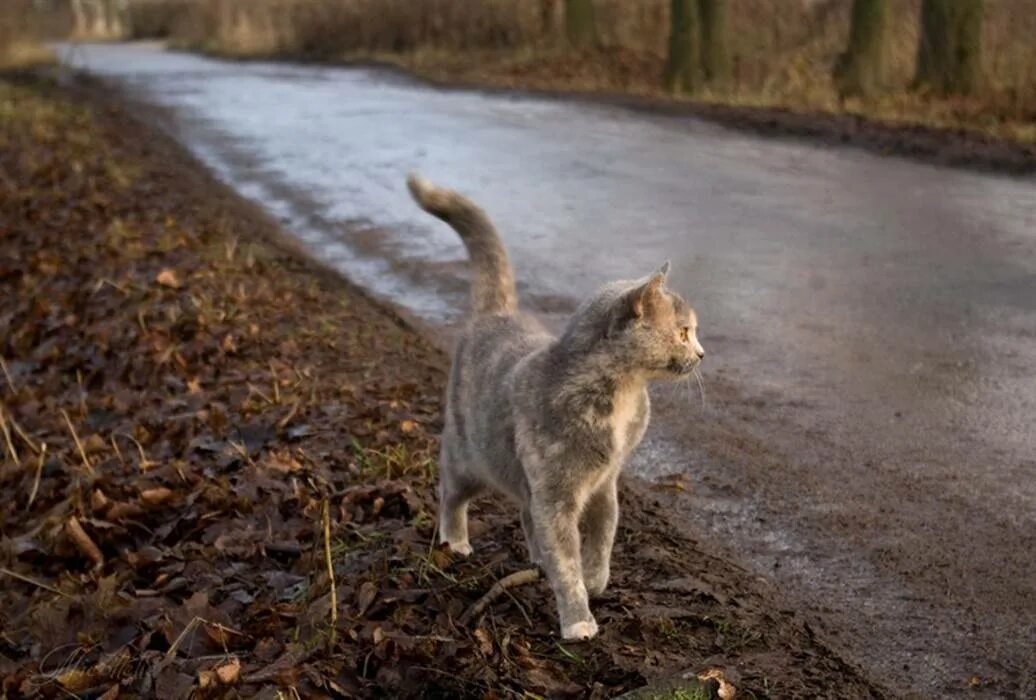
xmin=400 ymin=419 xmax=417 ymax=433
xmin=140 ymin=487 xmax=173 ymax=505
xmin=474 ymin=627 xmax=494 ymax=656
xmin=156 ymin=268 xmax=182 ymax=288
xmin=91 ymin=488 xmax=110 ymax=512
xmin=215 ymin=657 xmax=241 ymax=685
xmin=66 ymin=516 xmax=104 ymax=567
xmin=357 ymin=580 xmax=378 ymax=616
xmin=57 ymin=668 xmax=95 ymax=691
xmin=105 ymin=501 xmax=144 ymax=521
xmin=82 ymin=433 xmax=107 ymax=454
xmin=698 ymin=669 xmax=737 ymax=700
xmin=197 ymin=669 xmax=216 ymax=689
xmin=263 ymin=450 xmax=302 ymax=474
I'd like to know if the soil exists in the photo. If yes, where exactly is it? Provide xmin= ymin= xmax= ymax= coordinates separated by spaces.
xmin=0 ymin=74 xmax=886 ymax=698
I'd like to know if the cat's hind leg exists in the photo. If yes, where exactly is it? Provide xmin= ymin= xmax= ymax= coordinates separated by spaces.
xmin=520 ymin=505 xmax=543 ymax=567
xmin=437 ymin=444 xmax=479 ymax=556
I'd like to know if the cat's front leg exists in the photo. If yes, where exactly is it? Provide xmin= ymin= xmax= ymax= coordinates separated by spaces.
xmin=531 ymin=496 xmax=598 ymax=640
xmin=581 ymin=475 xmax=618 ymax=597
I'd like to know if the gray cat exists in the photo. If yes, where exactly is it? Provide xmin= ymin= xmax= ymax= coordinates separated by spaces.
xmin=407 ymin=174 xmax=704 ymax=640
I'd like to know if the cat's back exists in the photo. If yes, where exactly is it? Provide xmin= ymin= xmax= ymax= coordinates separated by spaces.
xmin=457 ymin=312 xmax=552 ymax=379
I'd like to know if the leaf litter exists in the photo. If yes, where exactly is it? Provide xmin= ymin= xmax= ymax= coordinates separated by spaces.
xmin=0 ymin=76 xmax=884 ymax=699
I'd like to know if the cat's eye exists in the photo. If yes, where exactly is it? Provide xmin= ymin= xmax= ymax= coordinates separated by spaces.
xmin=679 ymin=327 xmax=690 ymax=343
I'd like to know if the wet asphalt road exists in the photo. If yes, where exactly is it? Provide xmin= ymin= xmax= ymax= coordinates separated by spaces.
xmin=64 ymin=42 xmax=1036 ymax=697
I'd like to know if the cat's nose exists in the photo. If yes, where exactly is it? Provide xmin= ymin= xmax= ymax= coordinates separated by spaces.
xmin=696 ymin=349 xmax=705 ymax=360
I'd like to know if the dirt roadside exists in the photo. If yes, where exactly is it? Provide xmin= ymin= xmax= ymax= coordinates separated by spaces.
xmin=0 ymin=73 xmax=884 ymax=698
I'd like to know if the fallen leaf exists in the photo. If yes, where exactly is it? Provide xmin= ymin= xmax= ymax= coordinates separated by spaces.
xmin=82 ymin=433 xmax=107 ymax=454
xmin=66 ymin=516 xmax=104 ymax=568
xmin=197 ymin=669 xmax=216 ymax=689
xmin=357 ymin=580 xmax=378 ymax=616
xmin=57 ymin=668 xmax=95 ymax=692
xmin=140 ymin=487 xmax=173 ymax=505
xmin=215 ymin=657 xmax=241 ymax=685
xmin=156 ymin=268 xmax=182 ymax=288
xmin=91 ymin=488 xmax=110 ymax=511
xmin=474 ymin=627 xmax=494 ymax=656
xmin=698 ymin=669 xmax=737 ymax=700
xmin=105 ymin=501 xmax=145 ymax=521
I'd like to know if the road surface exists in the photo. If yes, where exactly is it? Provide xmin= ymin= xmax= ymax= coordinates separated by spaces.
xmin=64 ymin=42 xmax=1036 ymax=697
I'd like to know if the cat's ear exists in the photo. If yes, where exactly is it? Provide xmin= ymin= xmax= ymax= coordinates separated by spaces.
xmin=631 ymin=267 xmax=667 ymax=318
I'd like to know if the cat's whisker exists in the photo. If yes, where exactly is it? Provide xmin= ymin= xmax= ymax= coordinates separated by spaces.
xmin=692 ymin=366 xmax=707 ymax=412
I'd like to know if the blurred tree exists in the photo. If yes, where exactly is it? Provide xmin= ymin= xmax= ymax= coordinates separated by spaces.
xmin=834 ymin=0 xmax=891 ymax=98
xmin=564 ymin=0 xmax=597 ymax=49
xmin=666 ymin=0 xmax=700 ymax=93
xmin=70 ymin=0 xmax=128 ymax=39
xmin=699 ymin=0 xmax=730 ymax=86
xmin=914 ymin=0 xmax=984 ymax=96
xmin=666 ymin=0 xmax=729 ymax=94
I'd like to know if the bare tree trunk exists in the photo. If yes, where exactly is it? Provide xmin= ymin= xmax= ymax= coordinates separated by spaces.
xmin=698 ymin=0 xmax=729 ymax=87
xmin=564 ymin=0 xmax=596 ymax=49
xmin=834 ymin=0 xmax=891 ymax=98
xmin=914 ymin=0 xmax=984 ymax=96
xmin=70 ymin=0 xmax=89 ymax=37
xmin=665 ymin=0 xmax=701 ymax=94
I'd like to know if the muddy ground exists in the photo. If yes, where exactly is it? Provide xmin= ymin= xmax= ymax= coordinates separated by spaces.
xmin=0 ymin=75 xmax=885 ymax=698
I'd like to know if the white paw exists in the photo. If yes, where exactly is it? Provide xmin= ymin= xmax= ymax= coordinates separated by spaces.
xmin=446 ymin=540 xmax=473 ymax=557
xmin=585 ymin=572 xmax=609 ymax=597
xmin=562 ymin=619 xmax=599 ymax=641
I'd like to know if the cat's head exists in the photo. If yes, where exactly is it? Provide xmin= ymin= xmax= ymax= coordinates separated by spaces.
xmin=564 ymin=262 xmax=705 ymax=379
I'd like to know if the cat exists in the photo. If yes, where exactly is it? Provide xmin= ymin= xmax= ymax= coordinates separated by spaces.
xmin=407 ymin=174 xmax=704 ymax=641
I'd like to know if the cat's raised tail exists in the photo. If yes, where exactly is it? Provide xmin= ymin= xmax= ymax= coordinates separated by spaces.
xmin=407 ymin=173 xmax=518 ymax=315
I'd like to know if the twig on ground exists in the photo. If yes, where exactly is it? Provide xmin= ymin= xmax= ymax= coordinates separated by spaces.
xmin=459 ymin=568 xmax=540 ymax=625
xmin=76 ymin=370 xmax=87 ymax=418
xmin=500 ymin=583 xmax=535 ymax=628
xmin=60 ymin=409 xmax=93 ymax=475
xmin=7 ymin=412 xmax=40 ymax=454
xmin=0 ymin=566 xmax=71 ymax=598
xmin=269 ymin=360 xmax=281 ymax=404
xmin=110 ymin=436 xmax=125 ymax=466
xmin=115 ymin=432 xmax=154 ymax=470
xmin=163 ymin=616 xmax=244 ymax=663
xmin=27 ymin=442 xmax=47 ymax=508
xmin=0 ymin=357 xmax=16 ymax=394
xmin=277 ymin=398 xmax=301 ymax=430
xmin=322 ymin=498 xmax=338 ymax=646
xmin=0 ymin=405 xmax=20 ymax=467
xmin=163 ymin=616 xmax=201 ymax=663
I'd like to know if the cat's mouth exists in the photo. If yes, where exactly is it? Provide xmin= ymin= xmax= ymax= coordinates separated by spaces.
xmin=666 ymin=357 xmax=698 ymax=376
